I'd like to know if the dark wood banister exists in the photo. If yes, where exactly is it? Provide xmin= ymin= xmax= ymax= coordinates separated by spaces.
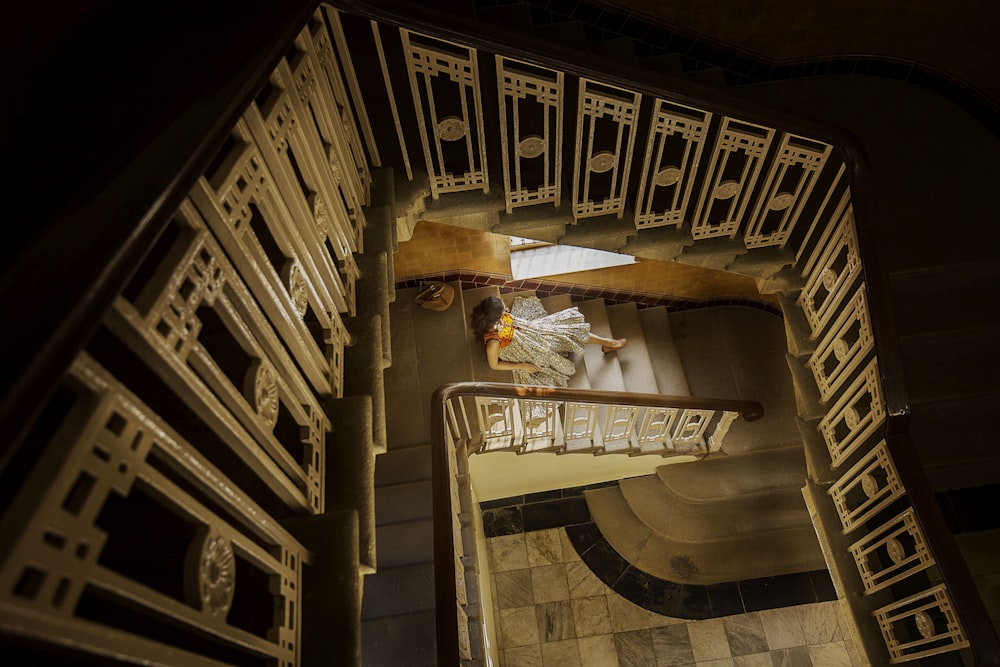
xmin=430 ymin=381 xmax=763 ymax=665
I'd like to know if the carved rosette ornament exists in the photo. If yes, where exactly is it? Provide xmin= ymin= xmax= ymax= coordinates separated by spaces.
xmin=287 ymin=264 xmax=309 ymax=317
xmin=245 ymin=360 xmax=280 ymax=430
xmin=833 ymin=338 xmax=850 ymax=361
xmin=861 ymin=473 xmax=879 ymax=498
xmin=821 ymin=267 xmax=839 ymax=291
xmin=184 ymin=528 xmax=236 ymax=619
xmin=886 ymin=537 xmax=905 ymax=563
xmin=438 ymin=117 xmax=467 ymax=142
xmin=844 ymin=406 xmax=861 ymax=430
xmin=313 ymin=194 xmax=329 ymax=242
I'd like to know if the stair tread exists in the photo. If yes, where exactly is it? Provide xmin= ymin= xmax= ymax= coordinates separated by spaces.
xmin=890 ymin=259 xmax=1000 ymax=337
xmin=375 ymin=444 xmax=432 ymax=487
xmin=585 ymin=486 xmax=824 ymax=584
xmin=637 ymin=306 xmax=692 ymax=397
xmin=362 ymin=561 xmax=436 ymax=620
xmin=606 ymin=302 xmax=659 ymax=394
xmin=375 ymin=479 xmax=433 ymax=526
xmin=656 ymin=446 xmax=807 ymax=502
xmin=576 ymin=298 xmax=627 ymax=392
xmin=619 ymin=473 xmax=812 ymax=542
xmin=384 ymin=287 xmax=428 ymax=448
xmin=375 ymin=518 xmax=434 ymax=569
xmin=361 ymin=609 xmax=437 ymax=667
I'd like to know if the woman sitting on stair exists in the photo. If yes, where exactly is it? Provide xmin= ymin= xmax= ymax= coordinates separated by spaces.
xmin=470 ymin=295 xmax=627 ymax=388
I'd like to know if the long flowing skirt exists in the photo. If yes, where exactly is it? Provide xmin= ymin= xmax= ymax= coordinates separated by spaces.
xmin=498 ymin=296 xmax=591 ymax=387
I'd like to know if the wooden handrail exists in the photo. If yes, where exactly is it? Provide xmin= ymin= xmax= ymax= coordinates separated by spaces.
xmin=429 ymin=381 xmax=763 ymax=664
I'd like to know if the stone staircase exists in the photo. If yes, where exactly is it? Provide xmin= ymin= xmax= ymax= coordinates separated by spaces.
xmin=361 ymin=269 xmax=824 ymax=664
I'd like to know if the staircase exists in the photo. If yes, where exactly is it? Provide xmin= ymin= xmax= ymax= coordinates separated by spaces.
xmin=5 ymin=0 xmax=999 ymax=665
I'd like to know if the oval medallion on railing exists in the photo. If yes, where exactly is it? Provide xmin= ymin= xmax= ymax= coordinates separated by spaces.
xmin=518 ymin=135 xmax=546 ymax=159
xmin=438 ymin=116 xmax=467 ymax=141
xmin=714 ymin=180 xmax=740 ymax=199
xmin=769 ymin=192 xmax=795 ymax=210
xmin=653 ymin=166 xmax=682 ymax=187
xmin=185 ymin=527 xmax=236 ymax=619
xmin=589 ymin=151 xmax=616 ymax=173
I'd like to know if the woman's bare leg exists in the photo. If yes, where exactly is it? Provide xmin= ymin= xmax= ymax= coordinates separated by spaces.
xmin=587 ymin=334 xmax=627 ymax=352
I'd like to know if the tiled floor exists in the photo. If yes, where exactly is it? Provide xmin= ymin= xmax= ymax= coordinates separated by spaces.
xmin=487 ymin=528 xmax=861 ymax=667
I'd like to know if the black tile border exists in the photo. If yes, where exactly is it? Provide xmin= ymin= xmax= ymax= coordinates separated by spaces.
xmin=481 ymin=487 xmax=838 ymax=620
xmin=396 ymin=271 xmax=784 ymax=318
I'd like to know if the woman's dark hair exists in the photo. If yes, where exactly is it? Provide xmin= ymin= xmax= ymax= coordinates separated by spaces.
xmin=470 ymin=296 xmax=506 ymax=339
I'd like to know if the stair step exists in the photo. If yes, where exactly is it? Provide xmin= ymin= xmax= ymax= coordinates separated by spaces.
xmin=656 ymin=446 xmax=807 ymax=502
xmin=362 ymin=561 xmax=436 ymax=620
xmin=361 ymin=609 xmax=437 ymax=667
xmin=375 ymin=444 xmax=432 ymax=487
xmin=585 ymin=485 xmax=824 ymax=584
xmin=376 ymin=480 xmax=433 ymax=525
xmin=375 ymin=518 xmax=434 ymax=569
xmin=576 ymin=298 xmax=627 ymax=392
xmin=668 ymin=307 xmax=741 ymax=399
xmin=606 ymin=302 xmax=658 ymax=394
xmin=637 ymin=306 xmax=692 ymax=397
xmin=384 ymin=287 xmax=427 ymax=449
xmin=890 ymin=259 xmax=1000 ymax=337
xmin=619 ymin=474 xmax=812 ymax=543
xmin=910 ymin=392 xmax=1000 ymax=490
xmin=900 ymin=325 xmax=1000 ymax=403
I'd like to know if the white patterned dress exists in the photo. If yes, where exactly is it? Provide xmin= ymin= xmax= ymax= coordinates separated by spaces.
xmin=492 ymin=296 xmax=591 ymax=387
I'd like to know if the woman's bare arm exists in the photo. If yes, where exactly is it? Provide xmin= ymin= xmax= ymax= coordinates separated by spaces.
xmin=486 ymin=339 xmax=538 ymax=373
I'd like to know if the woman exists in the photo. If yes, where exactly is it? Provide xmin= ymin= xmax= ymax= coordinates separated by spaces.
xmin=470 ymin=295 xmax=627 ymax=387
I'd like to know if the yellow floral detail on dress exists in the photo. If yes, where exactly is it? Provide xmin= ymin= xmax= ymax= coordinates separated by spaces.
xmin=485 ymin=311 xmax=516 ymax=349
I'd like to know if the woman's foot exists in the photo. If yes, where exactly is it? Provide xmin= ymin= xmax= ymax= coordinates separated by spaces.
xmin=601 ymin=338 xmax=628 ymax=354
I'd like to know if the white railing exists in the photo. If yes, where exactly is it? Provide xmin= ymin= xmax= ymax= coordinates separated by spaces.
xmin=467 ymin=387 xmax=761 ymax=459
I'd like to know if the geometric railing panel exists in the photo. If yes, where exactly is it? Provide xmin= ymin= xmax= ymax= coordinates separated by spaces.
xmin=572 ymin=79 xmax=641 ymax=220
xmin=818 ymin=358 xmax=885 ymax=467
xmin=829 ymin=440 xmax=905 ymax=534
xmin=633 ymin=99 xmax=712 ymax=229
xmin=808 ymin=284 xmax=874 ymax=403
xmin=691 ymin=118 xmax=775 ymax=239
xmin=874 ymin=584 xmax=970 ymax=663
xmin=496 ymin=56 xmax=564 ymax=213
xmin=798 ymin=205 xmax=862 ymax=337
xmin=744 ymin=132 xmax=831 ymax=248
xmin=0 ymin=355 xmax=308 ymax=667
xmin=402 ymin=29 xmax=490 ymax=199
xmin=849 ymin=508 xmax=935 ymax=594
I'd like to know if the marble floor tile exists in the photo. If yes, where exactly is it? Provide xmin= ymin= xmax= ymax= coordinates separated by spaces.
xmin=501 ymin=605 xmax=541 ymax=648
xmin=650 ymin=623 xmax=695 ymax=666
xmin=770 ymin=646 xmax=813 ymax=666
xmin=760 ymin=602 xmax=841 ymax=650
xmin=578 ymin=634 xmax=619 ymax=667
xmin=723 ymin=613 xmax=769 ymax=656
xmin=527 ymin=528 xmax=565 ymax=566
xmin=571 ymin=595 xmax=612 ymax=637
xmin=614 ymin=629 xmax=654 ymax=667
xmin=496 ymin=569 xmax=534 ymax=610
xmin=505 ymin=643 xmax=543 ymax=667
xmin=808 ymin=641 xmax=852 ymax=666
xmin=532 ymin=563 xmax=570 ymax=603
xmin=687 ymin=617 xmax=733 ymax=662
xmin=607 ymin=591 xmax=653 ymax=633
xmin=567 ymin=560 xmax=607 ymax=599
xmin=491 ymin=534 xmax=530 ymax=572
xmin=536 ymin=600 xmax=576 ymax=642
xmin=732 ymin=652 xmax=775 ymax=667
xmin=541 ymin=638 xmax=581 ymax=667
